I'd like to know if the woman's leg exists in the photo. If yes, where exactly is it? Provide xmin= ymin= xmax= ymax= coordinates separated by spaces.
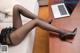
xmin=10 ymin=18 xmax=76 ymax=45
xmin=11 ymin=4 xmax=41 ymax=45
xmin=10 ymin=5 xmax=76 ymax=46
xmin=10 ymin=19 xmax=37 ymax=45
xmin=13 ymin=5 xmax=50 ymax=28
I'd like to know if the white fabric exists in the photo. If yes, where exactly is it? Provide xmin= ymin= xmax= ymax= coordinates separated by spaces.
xmin=0 ymin=0 xmax=39 ymax=53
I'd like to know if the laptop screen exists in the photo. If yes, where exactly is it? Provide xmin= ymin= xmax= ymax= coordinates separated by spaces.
xmin=58 ymin=5 xmax=68 ymax=15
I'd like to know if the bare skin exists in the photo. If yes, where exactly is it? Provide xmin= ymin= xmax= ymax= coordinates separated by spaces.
xmin=6 ymin=5 xmax=76 ymax=46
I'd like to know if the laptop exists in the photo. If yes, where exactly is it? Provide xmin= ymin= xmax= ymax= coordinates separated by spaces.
xmin=51 ymin=0 xmax=79 ymax=19
xmin=51 ymin=3 xmax=70 ymax=18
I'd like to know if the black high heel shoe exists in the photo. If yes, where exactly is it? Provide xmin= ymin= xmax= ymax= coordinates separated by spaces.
xmin=59 ymin=28 xmax=77 ymax=41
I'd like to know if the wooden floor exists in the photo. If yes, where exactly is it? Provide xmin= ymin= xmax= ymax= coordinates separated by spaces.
xmin=33 ymin=6 xmax=50 ymax=53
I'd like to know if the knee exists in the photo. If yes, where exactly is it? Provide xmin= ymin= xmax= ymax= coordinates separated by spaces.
xmin=34 ymin=18 xmax=40 ymax=25
xmin=13 ymin=5 xmax=21 ymax=11
xmin=30 ymin=19 xmax=38 ymax=26
xmin=34 ymin=18 xmax=38 ymax=23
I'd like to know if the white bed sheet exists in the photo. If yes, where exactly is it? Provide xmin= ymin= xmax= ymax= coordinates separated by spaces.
xmin=0 ymin=0 xmax=39 ymax=53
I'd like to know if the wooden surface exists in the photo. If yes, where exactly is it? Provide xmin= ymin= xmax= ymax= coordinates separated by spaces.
xmin=33 ymin=6 xmax=50 ymax=53
xmin=49 ymin=1 xmax=80 ymax=53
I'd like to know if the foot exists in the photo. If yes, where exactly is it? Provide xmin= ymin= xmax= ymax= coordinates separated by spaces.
xmin=59 ymin=28 xmax=77 ymax=41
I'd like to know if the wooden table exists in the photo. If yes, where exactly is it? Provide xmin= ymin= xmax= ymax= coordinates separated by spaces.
xmin=49 ymin=1 xmax=80 ymax=53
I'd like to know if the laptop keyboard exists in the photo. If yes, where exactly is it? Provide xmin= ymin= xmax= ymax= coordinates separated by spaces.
xmin=58 ymin=5 xmax=67 ymax=15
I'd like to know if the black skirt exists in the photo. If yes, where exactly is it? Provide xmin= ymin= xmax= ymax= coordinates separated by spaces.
xmin=0 ymin=27 xmax=16 ymax=45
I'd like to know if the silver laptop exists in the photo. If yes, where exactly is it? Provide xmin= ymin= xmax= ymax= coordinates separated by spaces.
xmin=51 ymin=3 xmax=70 ymax=19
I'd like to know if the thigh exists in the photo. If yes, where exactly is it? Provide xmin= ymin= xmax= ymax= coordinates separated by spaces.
xmin=10 ymin=19 xmax=37 ymax=45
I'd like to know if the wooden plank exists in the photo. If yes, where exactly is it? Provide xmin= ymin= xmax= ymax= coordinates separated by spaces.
xmin=33 ymin=6 xmax=49 ymax=53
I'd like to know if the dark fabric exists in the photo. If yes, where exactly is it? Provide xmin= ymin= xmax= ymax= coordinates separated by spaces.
xmin=64 ymin=0 xmax=79 ymax=4
xmin=64 ymin=0 xmax=79 ymax=14
xmin=0 ymin=27 xmax=16 ymax=45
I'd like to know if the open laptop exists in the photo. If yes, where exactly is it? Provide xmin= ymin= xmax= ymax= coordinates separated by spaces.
xmin=51 ymin=3 xmax=70 ymax=18
xmin=51 ymin=0 xmax=79 ymax=19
